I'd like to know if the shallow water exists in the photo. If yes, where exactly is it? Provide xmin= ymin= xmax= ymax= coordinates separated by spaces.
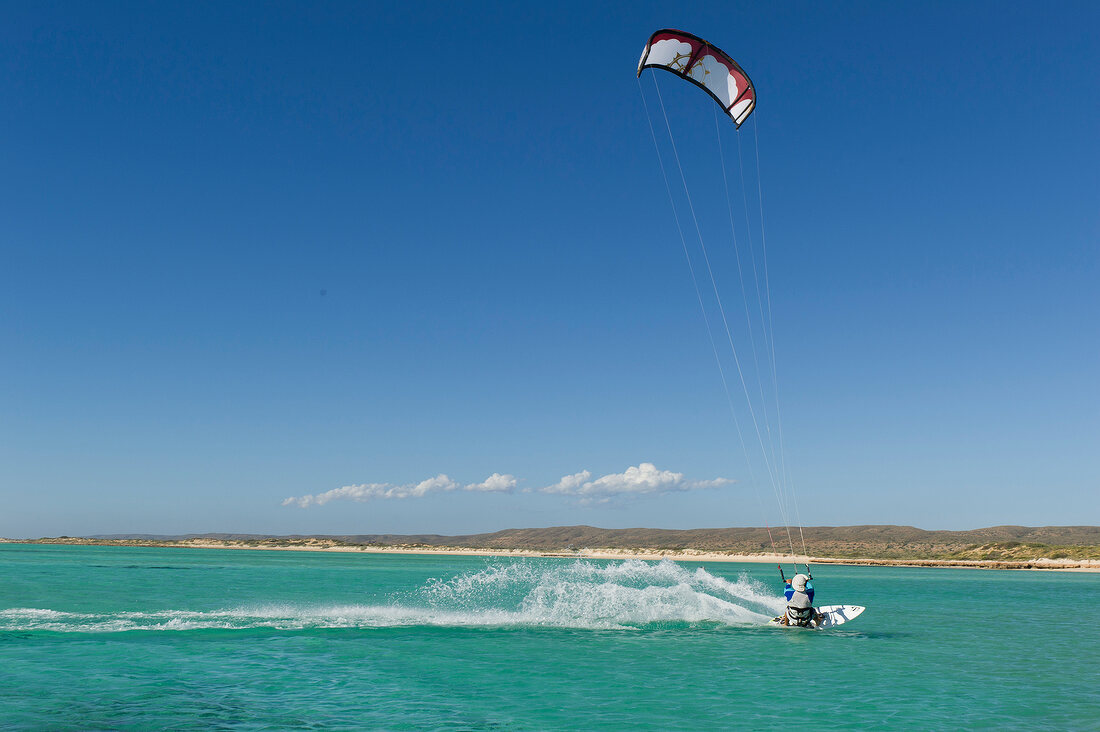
xmin=1 ymin=544 xmax=1097 ymax=729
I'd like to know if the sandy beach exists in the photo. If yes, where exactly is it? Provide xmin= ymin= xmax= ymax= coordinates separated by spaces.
xmin=8 ymin=537 xmax=1097 ymax=571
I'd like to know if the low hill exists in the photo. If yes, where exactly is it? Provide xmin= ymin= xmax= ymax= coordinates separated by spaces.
xmin=63 ymin=524 xmax=1100 ymax=561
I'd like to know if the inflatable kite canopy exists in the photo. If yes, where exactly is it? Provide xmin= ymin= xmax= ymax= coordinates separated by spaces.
xmin=637 ymin=29 xmax=756 ymax=128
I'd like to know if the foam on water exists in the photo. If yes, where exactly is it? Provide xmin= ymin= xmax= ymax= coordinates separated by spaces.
xmin=0 ymin=559 xmax=785 ymax=632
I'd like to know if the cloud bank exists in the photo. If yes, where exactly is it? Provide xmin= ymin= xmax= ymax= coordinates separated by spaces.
xmin=283 ymin=472 xmax=517 ymax=508
xmin=282 ymin=464 xmax=729 ymax=508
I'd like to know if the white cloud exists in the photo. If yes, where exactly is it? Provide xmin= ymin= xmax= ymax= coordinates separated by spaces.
xmin=538 ymin=463 xmax=731 ymax=504
xmin=541 ymin=470 xmax=592 ymax=495
xmin=283 ymin=472 xmax=516 ymax=508
xmin=465 ymin=473 xmax=517 ymax=493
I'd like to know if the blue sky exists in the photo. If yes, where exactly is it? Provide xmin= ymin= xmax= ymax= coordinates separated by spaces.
xmin=2 ymin=1 xmax=1097 ymax=538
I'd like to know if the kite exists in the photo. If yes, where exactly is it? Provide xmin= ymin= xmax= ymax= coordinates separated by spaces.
xmin=637 ymin=29 xmax=756 ymax=127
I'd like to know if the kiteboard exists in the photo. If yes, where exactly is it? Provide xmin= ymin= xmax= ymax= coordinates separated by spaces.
xmin=769 ymin=604 xmax=865 ymax=629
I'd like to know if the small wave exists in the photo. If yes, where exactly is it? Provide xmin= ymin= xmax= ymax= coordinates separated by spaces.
xmin=0 ymin=559 xmax=786 ymax=632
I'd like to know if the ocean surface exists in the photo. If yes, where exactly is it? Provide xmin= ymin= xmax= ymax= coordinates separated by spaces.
xmin=1 ymin=544 xmax=1097 ymax=730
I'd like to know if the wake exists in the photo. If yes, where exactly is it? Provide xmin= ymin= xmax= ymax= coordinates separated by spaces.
xmin=1 ymin=559 xmax=786 ymax=632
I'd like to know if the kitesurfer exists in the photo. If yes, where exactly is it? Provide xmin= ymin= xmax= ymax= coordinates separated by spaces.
xmin=779 ymin=573 xmax=821 ymax=627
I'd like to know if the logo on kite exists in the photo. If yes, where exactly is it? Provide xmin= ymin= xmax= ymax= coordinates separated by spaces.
xmin=637 ymin=29 xmax=756 ymax=128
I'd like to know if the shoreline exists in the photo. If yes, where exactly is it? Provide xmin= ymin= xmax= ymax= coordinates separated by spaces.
xmin=4 ymin=538 xmax=1098 ymax=572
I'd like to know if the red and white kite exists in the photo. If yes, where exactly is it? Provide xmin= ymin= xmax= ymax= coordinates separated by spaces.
xmin=637 ymin=29 xmax=756 ymax=128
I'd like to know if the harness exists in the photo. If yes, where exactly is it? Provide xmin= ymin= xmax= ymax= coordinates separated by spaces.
xmin=785 ymin=604 xmax=815 ymax=626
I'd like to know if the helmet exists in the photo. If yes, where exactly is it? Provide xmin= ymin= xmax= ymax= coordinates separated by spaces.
xmin=792 ymin=573 xmax=808 ymax=591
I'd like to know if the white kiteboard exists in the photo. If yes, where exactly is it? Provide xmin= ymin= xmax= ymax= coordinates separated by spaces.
xmin=769 ymin=604 xmax=865 ymax=629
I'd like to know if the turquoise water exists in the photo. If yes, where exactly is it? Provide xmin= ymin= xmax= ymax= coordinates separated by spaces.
xmin=2 ymin=544 xmax=1097 ymax=729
